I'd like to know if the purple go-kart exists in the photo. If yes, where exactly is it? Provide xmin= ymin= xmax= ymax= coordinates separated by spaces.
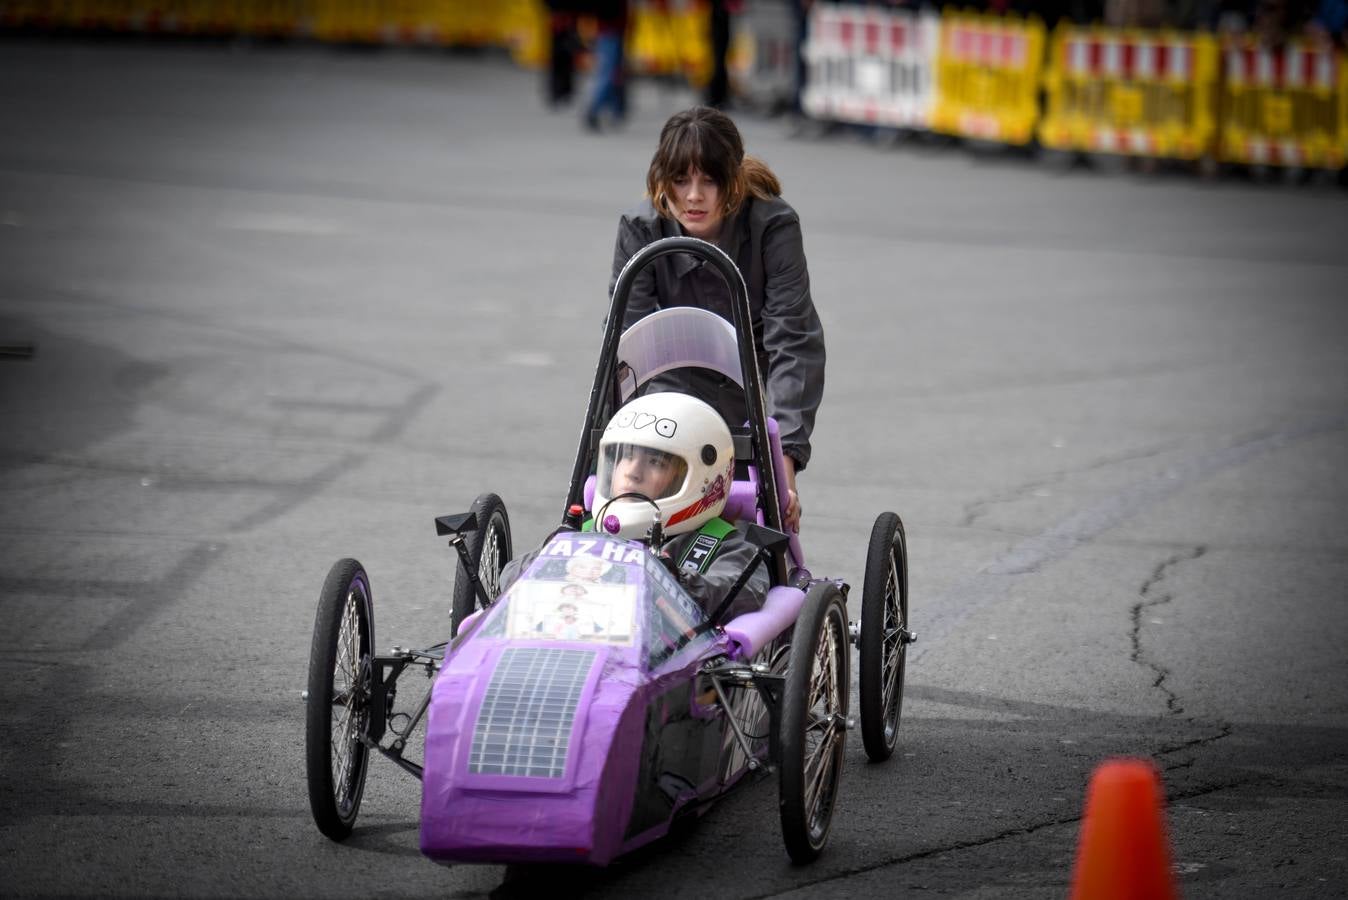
xmin=303 ymin=237 xmax=913 ymax=864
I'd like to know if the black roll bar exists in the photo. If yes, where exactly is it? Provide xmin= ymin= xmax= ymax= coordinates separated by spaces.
xmin=563 ymin=237 xmax=787 ymax=586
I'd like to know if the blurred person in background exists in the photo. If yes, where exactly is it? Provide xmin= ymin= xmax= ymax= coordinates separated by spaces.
xmin=790 ymin=0 xmax=810 ymax=115
xmin=1253 ymin=0 xmax=1315 ymax=44
xmin=706 ymin=0 xmax=740 ymax=108
xmin=1106 ymin=0 xmax=1168 ymax=26
xmin=608 ymin=107 xmax=825 ymax=533
xmin=585 ymin=0 xmax=630 ymax=130
xmin=1009 ymin=0 xmax=1104 ymax=23
xmin=545 ymin=0 xmax=583 ymax=106
xmin=1308 ymin=0 xmax=1347 ymax=44
xmin=546 ymin=0 xmax=629 ymax=128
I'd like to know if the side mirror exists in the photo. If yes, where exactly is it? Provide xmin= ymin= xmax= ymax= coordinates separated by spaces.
xmin=434 ymin=512 xmax=478 ymax=537
xmin=743 ymin=522 xmax=790 ymax=555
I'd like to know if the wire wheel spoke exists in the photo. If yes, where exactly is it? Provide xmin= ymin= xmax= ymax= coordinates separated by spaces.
xmin=329 ymin=586 xmax=368 ymax=809
xmin=879 ymin=548 xmax=905 ymax=719
xmin=803 ymin=709 xmax=842 ymax=810
xmin=878 ymin=541 xmax=911 ymax=716
xmin=883 ymin=644 xmax=903 ymax=705
xmin=480 ymin=525 xmax=501 ymax=599
xmin=804 ymin=730 xmax=839 ymax=817
xmin=803 ymin=615 xmax=843 ymax=831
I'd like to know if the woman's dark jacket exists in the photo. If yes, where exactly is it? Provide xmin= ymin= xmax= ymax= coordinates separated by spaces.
xmin=608 ymin=195 xmax=826 ymax=471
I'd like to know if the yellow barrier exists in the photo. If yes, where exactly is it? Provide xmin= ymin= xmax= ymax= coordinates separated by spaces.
xmin=0 ymin=0 xmax=546 ymax=47
xmin=233 ymin=0 xmax=306 ymax=37
xmin=1040 ymin=25 xmax=1218 ymax=159
xmin=500 ymin=0 xmax=547 ymax=69
xmin=1217 ymin=38 xmax=1346 ymax=169
xmin=930 ymin=12 xmax=1045 ymax=145
xmin=310 ymin=0 xmax=374 ymax=43
xmin=628 ymin=0 xmax=711 ymax=87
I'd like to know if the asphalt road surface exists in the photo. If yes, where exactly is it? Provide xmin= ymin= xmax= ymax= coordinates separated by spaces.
xmin=1 ymin=36 xmax=1345 ymax=899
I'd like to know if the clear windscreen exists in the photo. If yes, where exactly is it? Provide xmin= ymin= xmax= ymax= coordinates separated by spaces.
xmin=614 ymin=306 xmax=743 ymax=403
xmin=471 ymin=535 xmax=714 ymax=669
xmin=597 ymin=443 xmax=688 ymax=502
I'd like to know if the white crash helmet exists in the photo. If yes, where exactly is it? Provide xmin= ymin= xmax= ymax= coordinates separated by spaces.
xmin=593 ymin=392 xmax=736 ymax=540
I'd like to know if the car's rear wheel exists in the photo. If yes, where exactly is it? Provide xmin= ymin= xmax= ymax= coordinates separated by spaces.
xmin=450 ymin=493 xmax=512 ymax=636
xmin=859 ymin=511 xmax=909 ymax=762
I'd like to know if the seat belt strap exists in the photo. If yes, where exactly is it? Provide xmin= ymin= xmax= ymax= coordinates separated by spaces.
xmin=676 ymin=517 xmax=735 ymax=574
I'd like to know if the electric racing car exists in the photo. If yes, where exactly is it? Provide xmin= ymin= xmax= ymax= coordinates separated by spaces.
xmin=303 ymin=236 xmax=913 ymax=864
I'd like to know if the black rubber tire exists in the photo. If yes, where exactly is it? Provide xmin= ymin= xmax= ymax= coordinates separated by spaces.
xmin=450 ymin=493 xmax=513 ymax=637
xmin=859 ymin=512 xmax=909 ymax=762
xmin=305 ymin=558 xmax=375 ymax=841
xmin=779 ymin=582 xmax=850 ymax=864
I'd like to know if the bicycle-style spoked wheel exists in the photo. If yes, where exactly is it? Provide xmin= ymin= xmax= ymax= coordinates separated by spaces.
xmin=779 ymin=582 xmax=850 ymax=863
xmin=859 ymin=511 xmax=909 ymax=762
xmin=450 ymin=493 xmax=513 ymax=636
xmin=305 ymin=558 xmax=375 ymax=840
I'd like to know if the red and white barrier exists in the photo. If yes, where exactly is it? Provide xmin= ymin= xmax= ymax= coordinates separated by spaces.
xmin=1040 ymin=27 xmax=1217 ymax=159
xmin=1061 ymin=34 xmax=1198 ymax=82
xmin=802 ymin=4 xmax=940 ymax=129
xmin=1221 ymin=42 xmax=1342 ymax=167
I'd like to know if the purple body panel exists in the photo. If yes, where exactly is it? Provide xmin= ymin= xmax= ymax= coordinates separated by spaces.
xmin=420 ymin=640 xmax=649 ymax=863
xmin=420 ymin=535 xmax=732 ymax=866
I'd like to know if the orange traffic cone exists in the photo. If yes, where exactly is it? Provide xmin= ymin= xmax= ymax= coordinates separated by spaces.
xmin=1069 ymin=758 xmax=1178 ymax=900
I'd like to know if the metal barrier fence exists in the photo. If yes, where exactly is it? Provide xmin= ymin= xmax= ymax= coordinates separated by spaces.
xmin=4 ymin=0 xmax=1346 ymax=170
xmin=802 ymin=3 xmax=940 ymax=129
xmin=1039 ymin=27 xmax=1219 ymax=159
xmin=1218 ymin=38 xmax=1347 ymax=168
xmin=930 ymin=11 xmax=1045 ymax=145
xmin=628 ymin=0 xmax=711 ymax=85
xmin=799 ymin=3 xmax=1345 ymax=169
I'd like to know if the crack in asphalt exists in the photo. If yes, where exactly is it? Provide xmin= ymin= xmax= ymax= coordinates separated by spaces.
xmin=749 ymin=775 xmax=1261 ymax=899
xmin=1156 ymin=723 xmax=1236 ymax=776
xmin=960 ymin=440 xmax=1177 ymax=529
xmin=960 ymin=473 xmax=1060 ymax=529
xmin=751 ymin=814 xmax=1087 ymax=899
xmin=1130 ymin=545 xmax=1208 ymax=715
xmin=1157 ymin=723 xmax=1235 ymax=758
xmin=919 ymin=413 xmax=1345 ymax=664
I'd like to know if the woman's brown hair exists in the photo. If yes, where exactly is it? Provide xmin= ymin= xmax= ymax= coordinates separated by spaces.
xmin=646 ymin=106 xmax=781 ymax=222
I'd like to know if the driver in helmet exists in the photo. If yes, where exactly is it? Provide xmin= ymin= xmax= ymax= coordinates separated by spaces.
xmin=499 ymin=392 xmax=769 ymax=622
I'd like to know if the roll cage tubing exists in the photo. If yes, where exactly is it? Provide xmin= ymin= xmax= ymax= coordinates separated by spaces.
xmin=564 ymin=236 xmax=789 ymax=587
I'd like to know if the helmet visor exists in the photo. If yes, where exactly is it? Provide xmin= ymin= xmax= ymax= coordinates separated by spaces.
xmin=599 ymin=443 xmax=689 ymax=502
